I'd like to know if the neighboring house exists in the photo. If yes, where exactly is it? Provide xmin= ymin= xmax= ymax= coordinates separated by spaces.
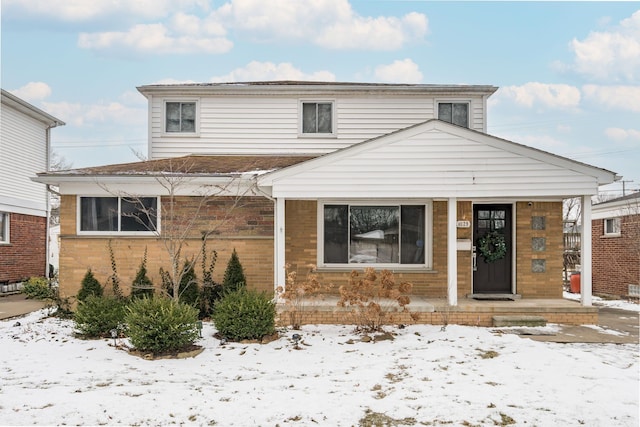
xmin=34 ymin=82 xmax=618 ymax=324
xmin=0 ymin=89 xmax=65 ymax=290
xmin=592 ymin=192 xmax=640 ymax=299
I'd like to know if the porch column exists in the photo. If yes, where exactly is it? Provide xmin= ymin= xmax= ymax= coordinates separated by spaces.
xmin=274 ymin=197 xmax=286 ymax=295
xmin=580 ymin=195 xmax=592 ymax=306
xmin=447 ymin=197 xmax=458 ymax=306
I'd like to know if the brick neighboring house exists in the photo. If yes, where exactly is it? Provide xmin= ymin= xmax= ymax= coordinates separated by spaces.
xmin=0 ymin=89 xmax=65 ymax=290
xmin=34 ymin=81 xmax=619 ymax=325
xmin=592 ymin=192 xmax=640 ymax=299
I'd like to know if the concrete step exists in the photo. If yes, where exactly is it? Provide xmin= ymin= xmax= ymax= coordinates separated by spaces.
xmin=492 ymin=315 xmax=547 ymax=327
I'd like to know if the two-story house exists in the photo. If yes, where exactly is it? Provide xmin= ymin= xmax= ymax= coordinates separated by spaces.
xmin=1 ymin=89 xmax=65 ymax=291
xmin=35 ymin=82 xmax=618 ymax=325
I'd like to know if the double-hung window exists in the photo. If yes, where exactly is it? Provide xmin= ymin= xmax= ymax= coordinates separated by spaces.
xmin=0 ymin=212 xmax=9 ymax=244
xmin=438 ymin=102 xmax=469 ymax=128
xmin=165 ymin=101 xmax=196 ymax=133
xmin=301 ymin=101 xmax=333 ymax=134
xmin=321 ymin=203 xmax=428 ymax=267
xmin=604 ymin=217 xmax=621 ymax=236
xmin=79 ymin=197 xmax=158 ymax=234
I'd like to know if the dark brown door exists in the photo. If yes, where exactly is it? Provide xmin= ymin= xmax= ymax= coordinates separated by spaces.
xmin=473 ymin=204 xmax=512 ymax=294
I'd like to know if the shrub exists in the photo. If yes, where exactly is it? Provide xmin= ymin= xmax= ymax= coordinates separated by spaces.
xmin=107 ymin=240 xmax=123 ymax=299
xmin=131 ymin=248 xmax=154 ymax=299
xmin=222 ymin=249 xmax=246 ymax=293
xmin=77 ymin=269 xmax=103 ymax=302
xmin=163 ymin=260 xmax=199 ymax=307
xmin=22 ymin=277 xmax=54 ymax=300
xmin=74 ymin=295 xmax=127 ymax=338
xmin=212 ymin=288 xmax=276 ymax=341
xmin=126 ymin=296 xmax=199 ymax=353
xmin=199 ymin=245 xmax=222 ymax=318
xmin=337 ymin=268 xmax=414 ymax=333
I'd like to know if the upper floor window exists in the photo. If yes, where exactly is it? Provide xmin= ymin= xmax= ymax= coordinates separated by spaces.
xmin=438 ymin=102 xmax=469 ymax=128
xmin=165 ymin=101 xmax=196 ymax=133
xmin=79 ymin=196 xmax=158 ymax=234
xmin=301 ymin=101 xmax=333 ymax=134
xmin=604 ymin=217 xmax=621 ymax=236
xmin=321 ymin=202 xmax=429 ymax=267
xmin=0 ymin=212 xmax=9 ymax=244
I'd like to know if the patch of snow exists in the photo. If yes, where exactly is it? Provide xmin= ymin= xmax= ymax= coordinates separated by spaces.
xmin=563 ymin=291 xmax=640 ymax=312
xmin=0 ymin=310 xmax=638 ymax=426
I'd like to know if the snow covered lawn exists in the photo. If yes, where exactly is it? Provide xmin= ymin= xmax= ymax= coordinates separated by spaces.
xmin=1 ymin=310 xmax=638 ymax=426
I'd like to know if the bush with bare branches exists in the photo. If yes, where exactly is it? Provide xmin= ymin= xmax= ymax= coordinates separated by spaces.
xmin=337 ymin=268 xmax=413 ymax=333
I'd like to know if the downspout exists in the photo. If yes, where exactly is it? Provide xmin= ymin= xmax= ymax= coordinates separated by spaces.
xmin=44 ymin=121 xmax=61 ymax=279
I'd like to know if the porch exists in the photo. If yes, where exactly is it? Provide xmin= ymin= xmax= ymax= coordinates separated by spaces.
xmin=276 ymin=296 xmax=598 ymax=327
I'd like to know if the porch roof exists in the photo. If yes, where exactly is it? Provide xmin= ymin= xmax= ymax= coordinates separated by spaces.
xmin=259 ymin=120 xmax=619 ymax=199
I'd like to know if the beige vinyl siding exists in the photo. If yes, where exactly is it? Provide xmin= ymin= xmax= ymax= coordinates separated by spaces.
xmin=148 ymin=94 xmax=488 ymax=159
xmin=0 ymin=104 xmax=48 ymax=215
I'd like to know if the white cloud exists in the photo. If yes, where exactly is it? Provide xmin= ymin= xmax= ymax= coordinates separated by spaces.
xmin=213 ymin=0 xmax=427 ymax=50
xmin=605 ymin=127 xmax=640 ymax=141
xmin=568 ymin=10 xmax=640 ymax=82
xmin=3 ymin=0 xmax=209 ymax=22
xmin=582 ymin=84 xmax=640 ymax=112
xmin=78 ymin=23 xmax=233 ymax=55
xmin=209 ymin=61 xmax=336 ymax=82
xmin=10 ymin=82 xmax=52 ymax=102
xmin=497 ymin=83 xmax=581 ymax=109
xmin=374 ymin=59 xmax=423 ymax=83
xmin=41 ymin=101 xmax=145 ymax=127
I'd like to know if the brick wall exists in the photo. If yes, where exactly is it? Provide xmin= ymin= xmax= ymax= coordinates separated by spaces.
xmin=0 ymin=213 xmax=47 ymax=283
xmin=58 ymin=195 xmax=275 ymax=299
xmin=592 ymin=213 xmax=640 ymax=298
xmin=285 ymin=200 xmax=564 ymax=299
xmin=515 ymin=201 xmax=564 ymax=298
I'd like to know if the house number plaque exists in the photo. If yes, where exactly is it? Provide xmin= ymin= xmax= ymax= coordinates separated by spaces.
xmin=456 ymin=220 xmax=471 ymax=228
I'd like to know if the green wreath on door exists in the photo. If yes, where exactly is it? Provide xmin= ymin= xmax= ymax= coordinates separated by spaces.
xmin=477 ymin=231 xmax=507 ymax=263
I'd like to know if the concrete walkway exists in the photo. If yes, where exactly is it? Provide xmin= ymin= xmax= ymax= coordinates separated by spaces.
xmin=523 ymin=307 xmax=639 ymax=344
xmin=0 ymin=293 xmax=47 ymax=320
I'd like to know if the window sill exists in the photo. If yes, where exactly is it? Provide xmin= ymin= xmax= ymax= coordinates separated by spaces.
xmin=601 ymin=234 xmax=621 ymax=238
xmin=317 ymin=266 xmax=437 ymax=274
xmin=297 ymin=133 xmax=337 ymax=139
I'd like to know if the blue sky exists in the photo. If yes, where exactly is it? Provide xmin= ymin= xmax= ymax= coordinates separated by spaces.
xmin=2 ymin=0 xmax=639 ymax=196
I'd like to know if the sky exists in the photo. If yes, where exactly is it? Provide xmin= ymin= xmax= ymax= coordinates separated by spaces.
xmin=2 ymin=0 xmax=639 ymax=197
xmin=0 ymin=300 xmax=638 ymax=426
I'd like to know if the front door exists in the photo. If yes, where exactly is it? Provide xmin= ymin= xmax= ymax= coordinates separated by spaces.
xmin=473 ymin=204 xmax=512 ymax=294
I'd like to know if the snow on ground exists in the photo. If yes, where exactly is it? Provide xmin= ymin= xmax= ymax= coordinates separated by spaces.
xmin=563 ymin=291 xmax=640 ymax=312
xmin=1 ymin=310 xmax=638 ymax=427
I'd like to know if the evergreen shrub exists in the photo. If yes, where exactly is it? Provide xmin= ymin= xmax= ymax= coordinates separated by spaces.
xmin=131 ymin=249 xmax=154 ymax=299
xmin=22 ymin=277 xmax=54 ymax=300
xmin=222 ymin=249 xmax=247 ymax=294
xmin=212 ymin=288 xmax=276 ymax=341
xmin=77 ymin=269 xmax=103 ymax=302
xmin=126 ymin=296 xmax=199 ymax=353
xmin=74 ymin=295 xmax=127 ymax=338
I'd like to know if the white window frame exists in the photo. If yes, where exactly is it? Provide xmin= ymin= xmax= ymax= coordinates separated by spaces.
xmin=317 ymin=200 xmax=433 ymax=270
xmin=0 ymin=212 xmax=9 ymax=244
xmin=435 ymin=100 xmax=471 ymax=128
xmin=603 ymin=217 xmax=621 ymax=237
xmin=299 ymin=99 xmax=336 ymax=137
xmin=77 ymin=196 xmax=161 ymax=236
xmin=163 ymin=99 xmax=200 ymax=136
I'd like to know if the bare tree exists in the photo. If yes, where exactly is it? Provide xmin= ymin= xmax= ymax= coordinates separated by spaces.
xmin=99 ymin=157 xmax=260 ymax=301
